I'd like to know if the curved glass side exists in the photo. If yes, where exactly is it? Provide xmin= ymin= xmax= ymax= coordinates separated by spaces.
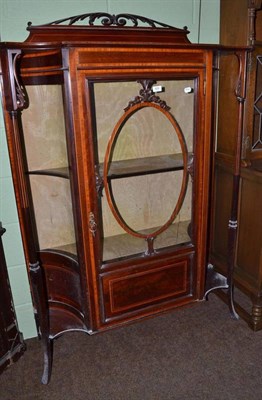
xmin=21 ymin=83 xmax=77 ymax=257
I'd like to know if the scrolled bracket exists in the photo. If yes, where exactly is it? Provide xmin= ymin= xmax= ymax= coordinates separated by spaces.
xmin=124 ymin=80 xmax=171 ymax=112
xmin=7 ymin=49 xmax=28 ymax=111
xmin=234 ymin=51 xmax=247 ymax=105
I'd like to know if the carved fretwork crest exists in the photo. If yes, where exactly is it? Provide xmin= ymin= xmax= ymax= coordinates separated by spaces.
xmin=124 ymin=79 xmax=171 ymax=112
xmin=37 ymin=12 xmax=178 ymax=29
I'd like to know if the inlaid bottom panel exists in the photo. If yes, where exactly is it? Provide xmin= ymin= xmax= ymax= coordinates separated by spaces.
xmin=101 ymin=253 xmax=194 ymax=322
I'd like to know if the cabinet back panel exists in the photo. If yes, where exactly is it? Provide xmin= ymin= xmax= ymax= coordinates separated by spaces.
xmin=30 ymin=176 xmax=76 ymax=250
xmin=22 ymin=85 xmax=68 ymax=171
xmin=94 ymin=80 xmax=194 ymax=162
xmin=103 ymin=174 xmax=192 ymax=235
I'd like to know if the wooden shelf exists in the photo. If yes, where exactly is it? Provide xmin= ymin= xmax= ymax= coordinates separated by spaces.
xmin=103 ymin=220 xmax=191 ymax=261
xmin=27 ymin=167 xmax=70 ymax=179
xmin=101 ymin=153 xmax=186 ymax=179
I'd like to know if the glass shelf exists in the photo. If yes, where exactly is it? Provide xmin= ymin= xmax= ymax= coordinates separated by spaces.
xmin=28 ymin=167 xmax=70 ymax=179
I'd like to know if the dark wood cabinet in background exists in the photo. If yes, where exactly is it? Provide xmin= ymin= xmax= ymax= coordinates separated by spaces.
xmin=210 ymin=0 xmax=262 ymax=330
xmin=0 ymin=223 xmax=25 ymax=374
xmin=0 ymin=13 xmax=249 ymax=382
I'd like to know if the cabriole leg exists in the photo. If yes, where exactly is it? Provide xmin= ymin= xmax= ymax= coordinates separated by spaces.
xmin=29 ymin=261 xmax=53 ymax=384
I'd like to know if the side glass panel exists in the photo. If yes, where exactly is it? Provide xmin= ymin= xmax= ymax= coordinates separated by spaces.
xmin=21 ymin=84 xmax=77 ymax=256
xmin=92 ymin=79 xmax=195 ymax=262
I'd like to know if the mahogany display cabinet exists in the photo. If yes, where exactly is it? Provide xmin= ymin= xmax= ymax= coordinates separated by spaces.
xmin=0 ymin=13 xmax=249 ymax=383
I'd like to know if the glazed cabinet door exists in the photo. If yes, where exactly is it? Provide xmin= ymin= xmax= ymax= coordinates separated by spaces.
xmin=70 ymin=46 xmax=212 ymax=328
xmin=93 ymin=79 xmax=195 ymax=323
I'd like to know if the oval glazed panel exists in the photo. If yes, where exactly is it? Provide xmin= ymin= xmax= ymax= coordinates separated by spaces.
xmin=103 ymin=102 xmax=189 ymax=239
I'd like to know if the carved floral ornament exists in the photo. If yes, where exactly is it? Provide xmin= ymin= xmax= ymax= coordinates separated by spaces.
xmin=124 ymin=80 xmax=170 ymax=112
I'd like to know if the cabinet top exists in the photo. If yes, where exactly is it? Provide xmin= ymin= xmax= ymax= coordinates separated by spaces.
xmin=0 ymin=12 xmax=251 ymax=53
xmin=12 ymin=12 xmax=192 ymax=46
xmin=25 ymin=12 xmax=191 ymax=45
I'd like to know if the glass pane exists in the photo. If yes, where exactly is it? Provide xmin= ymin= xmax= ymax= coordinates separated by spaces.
xmin=109 ymin=171 xmax=183 ymax=233
xmin=21 ymin=84 xmax=77 ymax=255
xmin=29 ymin=175 xmax=76 ymax=252
xmin=93 ymin=79 xmax=194 ymax=262
xmin=112 ymin=106 xmax=181 ymax=161
xmin=154 ymin=178 xmax=192 ymax=251
xmin=22 ymin=85 xmax=68 ymax=171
